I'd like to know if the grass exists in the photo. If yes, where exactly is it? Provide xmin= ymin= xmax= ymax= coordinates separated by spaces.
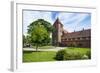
xmin=23 ymin=47 xmax=91 ymax=62
xmin=23 ymin=51 xmax=56 ymax=62
xmin=38 ymin=46 xmax=55 ymax=49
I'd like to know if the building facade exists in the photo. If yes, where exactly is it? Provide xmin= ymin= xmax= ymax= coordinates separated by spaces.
xmin=52 ymin=18 xmax=91 ymax=48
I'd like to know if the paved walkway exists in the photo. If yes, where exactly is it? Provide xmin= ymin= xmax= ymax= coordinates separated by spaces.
xmin=23 ymin=47 xmax=66 ymax=52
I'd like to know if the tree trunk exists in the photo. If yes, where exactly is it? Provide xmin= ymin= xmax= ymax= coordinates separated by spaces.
xmin=36 ymin=44 xmax=38 ymax=52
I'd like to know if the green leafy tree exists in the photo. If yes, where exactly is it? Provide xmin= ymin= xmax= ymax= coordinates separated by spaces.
xmin=23 ymin=35 xmax=26 ymax=47
xmin=23 ymin=35 xmax=31 ymax=47
xmin=28 ymin=19 xmax=54 ymax=43
xmin=30 ymin=24 xmax=50 ymax=51
xmin=28 ymin=19 xmax=54 ymax=34
xmin=27 ymin=19 xmax=55 ymax=51
xmin=26 ymin=35 xmax=31 ymax=46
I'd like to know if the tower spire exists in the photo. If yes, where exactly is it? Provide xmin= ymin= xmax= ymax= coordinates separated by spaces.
xmin=52 ymin=17 xmax=63 ymax=46
xmin=56 ymin=17 xmax=60 ymax=23
xmin=53 ymin=17 xmax=63 ymax=27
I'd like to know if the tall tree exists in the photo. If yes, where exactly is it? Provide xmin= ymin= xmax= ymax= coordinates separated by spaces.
xmin=28 ymin=19 xmax=54 ymax=34
xmin=28 ymin=19 xmax=54 ymax=44
xmin=29 ymin=23 xmax=50 ymax=51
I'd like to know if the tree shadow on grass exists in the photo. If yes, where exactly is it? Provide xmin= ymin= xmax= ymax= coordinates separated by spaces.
xmin=23 ymin=51 xmax=33 ymax=53
xmin=23 ymin=51 xmax=43 ymax=53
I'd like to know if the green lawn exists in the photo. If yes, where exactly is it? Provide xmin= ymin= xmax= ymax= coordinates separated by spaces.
xmin=23 ymin=51 xmax=56 ymax=62
xmin=23 ymin=47 xmax=91 ymax=62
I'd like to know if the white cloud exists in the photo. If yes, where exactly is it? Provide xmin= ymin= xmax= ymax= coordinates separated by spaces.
xmin=55 ymin=12 xmax=90 ymax=32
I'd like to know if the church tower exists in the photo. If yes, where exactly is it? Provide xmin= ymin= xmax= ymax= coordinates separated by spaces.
xmin=52 ymin=18 xmax=63 ymax=46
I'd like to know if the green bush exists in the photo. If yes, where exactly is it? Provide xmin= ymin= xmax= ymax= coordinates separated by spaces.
xmin=55 ymin=49 xmax=66 ymax=60
xmin=55 ymin=48 xmax=90 ymax=61
xmin=64 ymin=52 xmax=74 ymax=60
xmin=68 ymin=44 xmax=78 ymax=47
xmin=74 ymin=52 xmax=83 ymax=59
xmin=82 ymin=54 xmax=88 ymax=59
xmin=64 ymin=51 xmax=83 ymax=60
xmin=86 ymin=50 xmax=91 ymax=59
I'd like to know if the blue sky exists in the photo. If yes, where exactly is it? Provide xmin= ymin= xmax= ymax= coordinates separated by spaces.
xmin=23 ymin=10 xmax=91 ymax=35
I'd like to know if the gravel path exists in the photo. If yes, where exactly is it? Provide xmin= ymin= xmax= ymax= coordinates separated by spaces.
xmin=23 ymin=47 xmax=66 ymax=52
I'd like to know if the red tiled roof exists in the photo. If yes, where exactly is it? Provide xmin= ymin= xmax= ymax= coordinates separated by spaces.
xmin=62 ymin=29 xmax=91 ymax=38
xmin=63 ymin=29 xmax=69 ymax=33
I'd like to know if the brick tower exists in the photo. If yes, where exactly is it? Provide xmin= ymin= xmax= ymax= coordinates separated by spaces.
xmin=52 ymin=18 xmax=63 ymax=46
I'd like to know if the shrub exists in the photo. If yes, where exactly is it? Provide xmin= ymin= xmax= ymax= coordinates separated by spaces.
xmin=86 ymin=50 xmax=91 ymax=59
xmin=73 ymin=52 xmax=83 ymax=60
xmin=68 ymin=44 xmax=78 ymax=47
xmin=82 ymin=54 xmax=88 ymax=59
xmin=55 ymin=49 xmax=90 ymax=61
xmin=55 ymin=49 xmax=66 ymax=60
xmin=64 ymin=52 xmax=75 ymax=60
xmin=64 ymin=51 xmax=83 ymax=60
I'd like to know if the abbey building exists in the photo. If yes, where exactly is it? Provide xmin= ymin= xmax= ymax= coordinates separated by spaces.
xmin=52 ymin=18 xmax=91 ymax=48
